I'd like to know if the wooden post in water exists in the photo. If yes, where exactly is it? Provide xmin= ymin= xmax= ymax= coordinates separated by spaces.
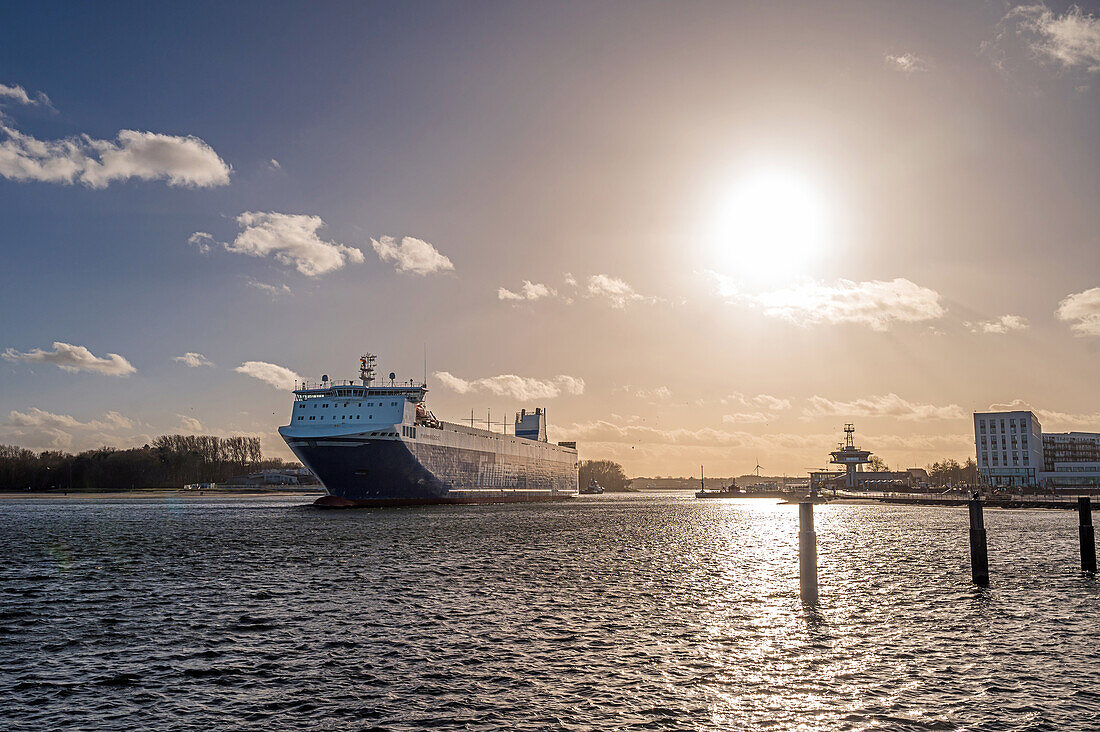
xmin=799 ymin=501 xmax=818 ymax=605
xmin=968 ymin=493 xmax=989 ymax=586
xmin=1079 ymin=496 xmax=1096 ymax=574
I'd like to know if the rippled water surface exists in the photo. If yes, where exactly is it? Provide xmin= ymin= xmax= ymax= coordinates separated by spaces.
xmin=1 ymin=494 xmax=1098 ymax=731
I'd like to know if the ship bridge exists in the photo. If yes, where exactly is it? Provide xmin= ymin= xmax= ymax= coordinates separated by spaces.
xmin=293 ymin=353 xmax=427 ymax=403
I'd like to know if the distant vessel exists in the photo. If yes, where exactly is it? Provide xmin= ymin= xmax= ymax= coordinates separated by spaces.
xmin=279 ymin=354 xmax=579 ymax=506
xmin=579 ymin=479 xmax=605 ymax=495
xmin=695 ymin=466 xmax=740 ymax=499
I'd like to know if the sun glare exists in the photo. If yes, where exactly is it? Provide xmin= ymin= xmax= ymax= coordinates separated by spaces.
xmin=707 ymin=169 xmax=830 ymax=283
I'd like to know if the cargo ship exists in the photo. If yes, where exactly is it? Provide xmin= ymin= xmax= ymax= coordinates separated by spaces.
xmin=278 ymin=354 xmax=579 ymax=506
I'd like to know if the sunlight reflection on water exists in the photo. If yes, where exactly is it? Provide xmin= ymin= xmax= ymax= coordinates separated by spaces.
xmin=0 ymin=494 xmax=1097 ymax=730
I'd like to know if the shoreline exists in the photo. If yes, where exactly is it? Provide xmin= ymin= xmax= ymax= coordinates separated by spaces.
xmin=0 ymin=488 xmax=325 ymax=500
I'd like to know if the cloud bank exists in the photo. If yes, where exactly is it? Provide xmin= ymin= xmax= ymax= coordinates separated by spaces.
xmin=371 ymin=236 xmax=454 ymax=276
xmin=434 ymin=371 xmax=585 ymax=400
xmin=803 ymin=393 xmax=965 ymax=420
xmin=2 ymin=407 xmax=139 ymax=450
xmin=750 ymin=278 xmax=945 ymax=331
xmin=3 ymin=342 xmax=136 ymax=376
xmin=221 ymin=212 xmax=364 ymax=277
xmin=0 ymin=126 xmax=231 ymax=188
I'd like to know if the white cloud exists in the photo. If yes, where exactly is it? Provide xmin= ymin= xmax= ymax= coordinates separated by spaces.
xmin=988 ymin=399 xmax=1100 ymax=428
xmin=498 ymin=280 xmax=557 ymax=301
xmin=2 ymin=407 xmax=138 ymax=450
xmin=173 ymin=352 xmax=213 ymax=368
xmin=222 ymin=212 xmax=364 ymax=277
xmin=0 ymin=125 xmax=231 ymax=188
xmin=434 ymin=371 xmax=585 ymax=400
xmin=0 ymin=83 xmax=50 ymax=107
xmin=885 ymin=53 xmax=929 ymax=73
xmin=3 ymin=341 xmax=136 ymax=376
xmin=722 ymin=412 xmax=772 ymax=424
xmin=245 ymin=278 xmax=292 ymax=297
xmin=586 ymin=274 xmax=655 ymax=309
xmin=371 ymin=235 xmax=454 ymax=276
xmin=634 ymin=386 xmax=672 ymax=401
xmin=8 ymin=407 xmax=133 ymax=431
xmin=803 ymin=393 xmax=965 ymax=420
xmin=234 ymin=361 xmax=303 ymax=390
xmin=752 ymin=394 xmax=791 ymax=411
xmin=188 ymin=232 xmax=214 ymax=254
xmin=723 ymin=393 xmax=793 ymax=410
xmin=966 ymin=314 xmax=1028 ymax=334
xmin=563 ymin=272 xmax=578 ymax=288
xmin=1056 ymin=286 xmax=1100 ymax=336
xmin=268 ymin=158 xmax=281 ymax=170
xmin=749 ymin=278 xmax=945 ymax=331
xmin=177 ymin=415 xmax=204 ymax=433
xmin=1002 ymin=4 xmax=1100 ymax=73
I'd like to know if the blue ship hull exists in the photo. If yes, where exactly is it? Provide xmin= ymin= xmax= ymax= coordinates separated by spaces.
xmin=284 ymin=435 xmax=576 ymax=506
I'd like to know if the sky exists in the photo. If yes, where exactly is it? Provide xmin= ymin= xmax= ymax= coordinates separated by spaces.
xmin=1 ymin=0 xmax=1099 ymax=477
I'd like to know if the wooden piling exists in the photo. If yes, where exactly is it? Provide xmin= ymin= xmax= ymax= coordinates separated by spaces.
xmin=1079 ymin=496 xmax=1096 ymax=574
xmin=968 ymin=494 xmax=989 ymax=586
xmin=799 ymin=501 xmax=818 ymax=604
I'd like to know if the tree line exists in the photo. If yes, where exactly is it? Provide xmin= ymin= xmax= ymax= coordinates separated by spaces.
xmin=578 ymin=460 xmax=630 ymax=492
xmin=0 ymin=435 xmax=299 ymax=492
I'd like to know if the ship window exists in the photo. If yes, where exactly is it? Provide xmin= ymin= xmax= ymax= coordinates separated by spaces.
xmin=297 ymin=416 xmax=303 ymax=420
xmin=309 ymin=416 xmax=315 ymax=421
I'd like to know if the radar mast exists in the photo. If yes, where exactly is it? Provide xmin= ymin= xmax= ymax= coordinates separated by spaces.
xmin=360 ymin=354 xmax=376 ymax=386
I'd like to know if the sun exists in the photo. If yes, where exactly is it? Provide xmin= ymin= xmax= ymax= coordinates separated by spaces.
xmin=706 ymin=168 xmax=830 ymax=284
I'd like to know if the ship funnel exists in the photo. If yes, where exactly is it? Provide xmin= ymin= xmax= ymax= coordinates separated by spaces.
xmin=515 ymin=408 xmax=548 ymax=442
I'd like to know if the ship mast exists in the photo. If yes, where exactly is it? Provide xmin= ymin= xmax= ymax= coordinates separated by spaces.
xmin=360 ymin=354 xmax=376 ymax=387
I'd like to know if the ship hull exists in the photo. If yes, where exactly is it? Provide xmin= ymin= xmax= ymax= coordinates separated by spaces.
xmin=282 ymin=431 xmax=577 ymax=506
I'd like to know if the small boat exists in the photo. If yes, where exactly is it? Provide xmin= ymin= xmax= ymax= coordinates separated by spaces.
xmin=695 ymin=466 xmax=740 ymax=498
xmin=579 ymin=479 xmax=605 ymax=495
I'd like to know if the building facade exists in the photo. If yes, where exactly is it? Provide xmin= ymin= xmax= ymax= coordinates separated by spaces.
xmin=1041 ymin=432 xmax=1100 ymax=489
xmin=974 ymin=410 xmax=1100 ymax=490
xmin=974 ymin=411 xmax=1042 ymax=488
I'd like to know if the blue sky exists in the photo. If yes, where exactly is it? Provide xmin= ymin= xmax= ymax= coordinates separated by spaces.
xmin=2 ymin=1 xmax=1100 ymax=475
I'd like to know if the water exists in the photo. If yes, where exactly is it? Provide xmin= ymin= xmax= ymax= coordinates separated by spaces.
xmin=1 ymin=494 xmax=1097 ymax=731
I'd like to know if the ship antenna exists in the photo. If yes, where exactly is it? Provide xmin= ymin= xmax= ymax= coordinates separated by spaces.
xmin=423 ymin=343 xmax=427 ymax=388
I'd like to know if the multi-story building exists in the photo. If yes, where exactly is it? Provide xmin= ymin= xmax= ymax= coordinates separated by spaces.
xmin=974 ymin=411 xmax=1043 ymax=488
xmin=974 ymin=410 xmax=1100 ymax=490
xmin=1041 ymin=431 xmax=1100 ymax=489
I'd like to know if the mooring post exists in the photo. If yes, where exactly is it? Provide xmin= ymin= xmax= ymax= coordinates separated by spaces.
xmin=1079 ymin=496 xmax=1096 ymax=574
xmin=799 ymin=501 xmax=818 ymax=604
xmin=968 ymin=493 xmax=989 ymax=586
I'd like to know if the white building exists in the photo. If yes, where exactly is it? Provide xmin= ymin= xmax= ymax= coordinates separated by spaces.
xmin=974 ymin=411 xmax=1042 ymax=488
xmin=974 ymin=410 xmax=1100 ymax=490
